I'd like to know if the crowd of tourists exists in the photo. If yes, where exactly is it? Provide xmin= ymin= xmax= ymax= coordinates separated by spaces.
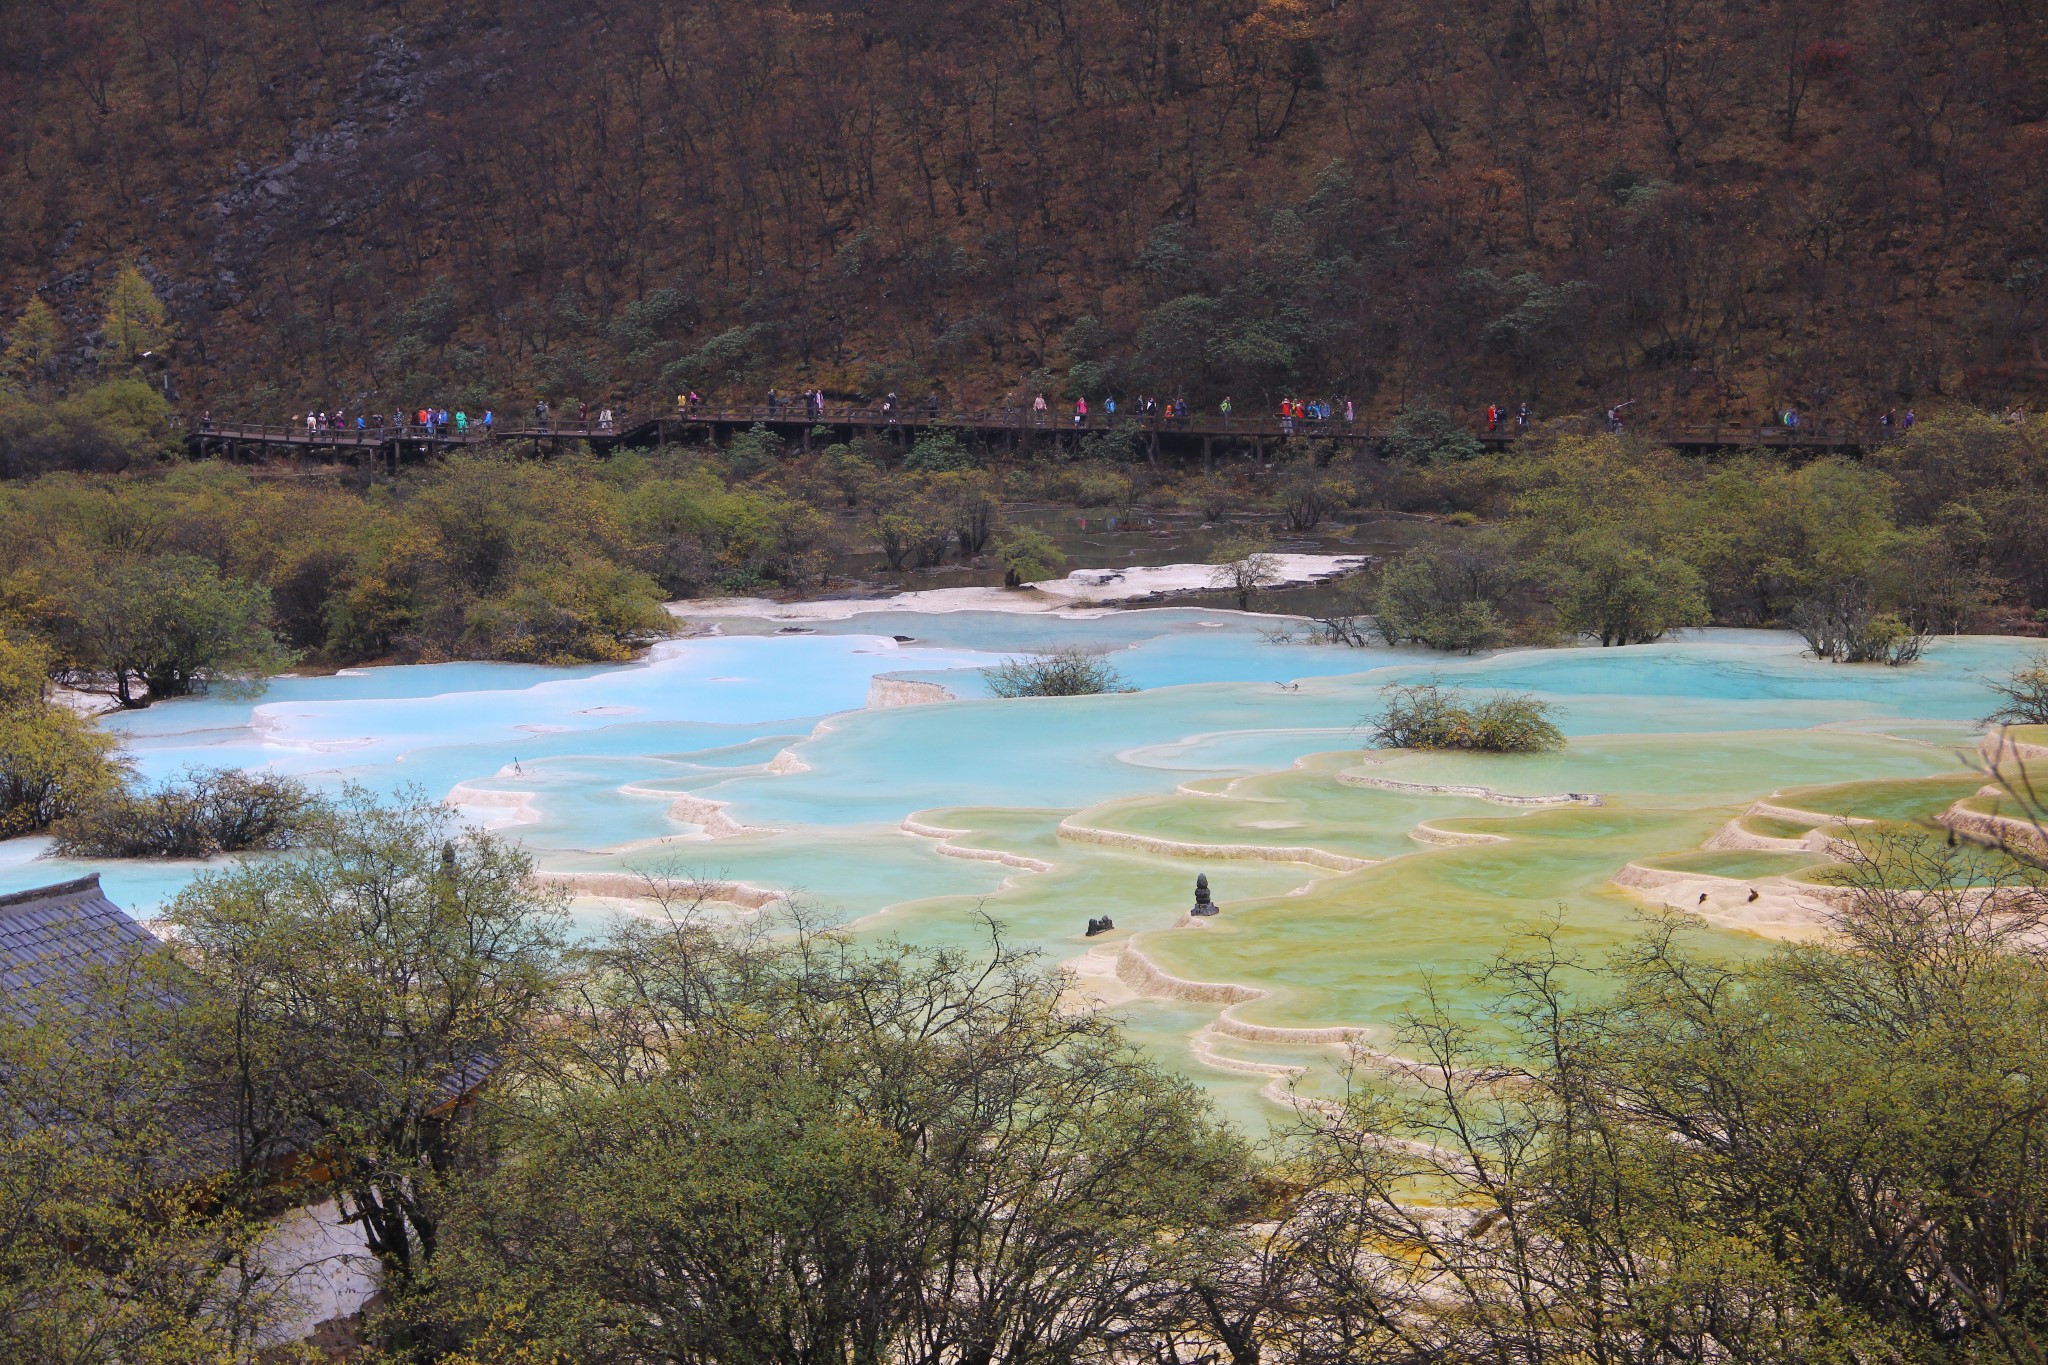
xmin=1274 ymin=396 xmax=1356 ymax=433
xmin=280 ymin=401 xmax=638 ymax=439
xmin=288 ymin=408 xmax=498 ymax=438
xmin=1487 ymin=402 xmax=1535 ymax=432
xmin=259 ymin=390 xmax=1935 ymax=446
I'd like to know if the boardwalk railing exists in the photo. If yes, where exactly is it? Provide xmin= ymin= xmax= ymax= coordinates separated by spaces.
xmin=189 ymin=408 xmax=1897 ymax=454
xmin=197 ymin=420 xmax=497 ymax=446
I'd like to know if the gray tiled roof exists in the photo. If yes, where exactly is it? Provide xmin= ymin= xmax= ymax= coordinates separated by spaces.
xmin=2 ymin=874 xmax=492 ymax=1163
xmin=0 ymin=875 xmax=166 ymax=1022
xmin=0 ymin=875 xmax=225 ymax=1172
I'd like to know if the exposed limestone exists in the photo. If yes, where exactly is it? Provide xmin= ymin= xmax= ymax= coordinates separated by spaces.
xmin=1749 ymin=799 xmax=1872 ymax=828
xmin=1337 ymin=770 xmax=1602 ymax=807
xmin=617 ymin=785 xmax=769 ymax=838
xmin=1057 ymin=817 xmax=1374 ymax=871
xmin=531 ymin=871 xmax=783 ymax=910
xmin=1983 ymin=727 xmax=2048 ymax=769
xmin=1093 ymin=945 xmax=1505 ymax=1103
xmin=1703 ymin=818 xmax=1809 ymax=853
xmin=442 ymin=783 xmax=540 ymax=825
xmin=1409 ymin=822 xmax=1509 ymax=846
xmin=900 ymin=816 xmax=1057 ymax=873
xmin=1210 ymin=1015 xmax=1370 ymax=1047
xmin=1704 ymin=801 xmax=1867 ymax=857
xmin=1938 ymin=797 xmax=2048 ymax=863
xmin=668 ymin=553 xmax=1370 ymax=622
xmin=1610 ymin=861 xmax=1847 ymax=937
xmin=1114 ymin=941 xmax=1264 ymax=1004
xmin=867 ymin=676 xmax=956 ymax=708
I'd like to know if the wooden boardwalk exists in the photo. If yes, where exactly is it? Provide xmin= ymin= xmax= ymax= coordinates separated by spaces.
xmin=188 ymin=405 xmax=1887 ymax=466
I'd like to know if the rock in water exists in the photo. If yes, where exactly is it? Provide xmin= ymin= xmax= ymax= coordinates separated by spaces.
xmin=1190 ymin=872 xmax=1218 ymax=917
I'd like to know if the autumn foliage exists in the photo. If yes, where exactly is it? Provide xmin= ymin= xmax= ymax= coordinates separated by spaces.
xmin=0 ymin=0 xmax=2043 ymax=422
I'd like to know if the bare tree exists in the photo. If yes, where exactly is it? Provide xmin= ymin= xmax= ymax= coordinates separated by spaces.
xmin=1210 ymin=534 xmax=1282 ymax=610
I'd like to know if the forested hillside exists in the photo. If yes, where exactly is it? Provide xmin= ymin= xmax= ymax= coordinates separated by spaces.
xmin=2 ymin=0 xmax=2045 ymax=421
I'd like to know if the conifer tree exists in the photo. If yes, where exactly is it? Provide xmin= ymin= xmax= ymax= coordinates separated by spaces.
xmin=99 ymin=264 xmax=170 ymax=366
xmin=1 ymin=297 xmax=63 ymax=390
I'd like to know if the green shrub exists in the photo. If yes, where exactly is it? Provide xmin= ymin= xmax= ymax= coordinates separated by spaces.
xmin=1374 ymin=545 xmax=1514 ymax=653
xmin=0 ymin=705 xmax=127 ymax=835
xmin=1181 ymin=475 xmax=1240 ymax=523
xmin=460 ymin=563 xmax=675 ymax=664
xmin=984 ymin=647 xmax=1129 ymax=698
xmin=51 ymin=767 xmax=323 ymax=858
xmin=1368 ymin=682 xmax=1563 ymax=752
xmin=1547 ymin=535 xmax=1708 ymax=646
xmin=992 ymin=527 xmax=1065 ymax=587
xmin=720 ymin=424 xmax=785 ymax=479
xmin=1273 ymin=464 xmax=1353 ymax=531
xmin=906 ymin=429 xmax=974 ymax=472
xmin=1381 ymin=405 xmax=1483 ymax=464
xmin=1074 ymin=469 xmax=1135 ymax=510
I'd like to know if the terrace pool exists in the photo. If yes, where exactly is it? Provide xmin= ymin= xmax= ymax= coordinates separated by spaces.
xmin=4 ymin=611 xmax=2033 ymax=1130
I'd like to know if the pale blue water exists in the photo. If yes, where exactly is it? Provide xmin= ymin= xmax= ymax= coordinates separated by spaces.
xmin=7 ymin=619 xmax=2028 ymax=908
xmin=7 ymin=613 xmax=2035 ymax=1128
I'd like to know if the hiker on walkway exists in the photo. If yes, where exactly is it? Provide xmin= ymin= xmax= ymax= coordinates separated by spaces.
xmin=536 ymin=399 xmax=550 ymax=430
xmin=1074 ymin=396 xmax=1088 ymax=426
xmin=456 ymin=411 xmax=469 ymax=434
xmin=483 ymin=410 xmax=494 ymax=431
xmin=1033 ymin=392 xmax=1048 ymax=423
xmin=1280 ymin=399 xmax=1294 ymax=435
xmin=1487 ymin=403 xmax=1500 ymax=432
xmin=1902 ymin=409 xmax=1916 ymax=429
xmin=1517 ymin=402 xmax=1530 ymax=429
xmin=1221 ymin=396 xmax=1232 ymax=421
